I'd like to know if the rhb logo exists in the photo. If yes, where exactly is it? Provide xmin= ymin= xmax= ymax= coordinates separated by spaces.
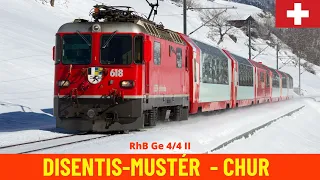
xmin=276 ymin=0 xmax=319 ymax=28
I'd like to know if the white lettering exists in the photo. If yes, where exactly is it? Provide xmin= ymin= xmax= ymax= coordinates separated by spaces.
xmin=110 ymin=69 xmax=124 ymax=77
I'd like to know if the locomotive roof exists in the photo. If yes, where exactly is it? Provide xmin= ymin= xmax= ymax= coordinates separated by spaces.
xmin=57 ymin=20 xmax=185 ymax=45
xmin=57 ymin=5 xmax=185 ymax=45
xmin=57 ymin=21 xmax=146 ymax=33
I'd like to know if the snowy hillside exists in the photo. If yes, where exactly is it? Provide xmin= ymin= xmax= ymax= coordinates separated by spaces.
xmin=1 ymin=0 xmax=320 ymax=114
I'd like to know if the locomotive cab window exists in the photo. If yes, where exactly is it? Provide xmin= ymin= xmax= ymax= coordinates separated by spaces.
xmin=176 ymin=48 xmax=182 ymax=68
xmin=134 ymin=36 xmax=143 ymax=64
xmin=55 ymin=34 xmax=62 ymax=65
xmin=154 ymin=41 xmax=161 ymax=65
xmin=100 ymin=34 xmax=132 ymax=65
xmin=62 ymin=34 xmax=92 ymax=65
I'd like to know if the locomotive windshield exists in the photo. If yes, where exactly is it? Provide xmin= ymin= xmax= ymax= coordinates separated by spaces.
xmin=62 ymin=34 xmax=92 ymax=64
xmin=100 ymin=34 xmax=132 ymax=65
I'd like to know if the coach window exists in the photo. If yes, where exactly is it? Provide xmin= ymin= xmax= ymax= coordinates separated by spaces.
xmin=282 ymin=76 xmax=287 ymax=88
xmin=260 ymin=72 xmax=264 ymax=82
xmin=55 ymin=34 xmax=62 ymax=65
xmin=273 ymin=74 xmax=279 ymax=88
xmin=134 ymin=36 xmax=143 ymax=64
xmin=154 ymin=41 xmax=161 ymax=65
xmin=176 ymin=48 xmax=182 ymax=68
xmin=194 ymin=57 xmax=197 ymax=82
xmin=266 ymin=74 xmax=270 ymax=87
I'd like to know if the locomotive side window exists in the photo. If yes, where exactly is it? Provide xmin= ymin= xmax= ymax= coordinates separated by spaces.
xmin=62 ymin=34 xmax=92 ymax=65
xmin=176 ymin=48 xmax=182 ymax=68
xmin=101 ymin=34 xmax=132 ymax=65
xmin=55 ymin=34 xmax=62 ymax=65
xmin=153 ymin=41 xmax=161 ymax=65
xmin=134 ymin=36 xmax=143 ymax=64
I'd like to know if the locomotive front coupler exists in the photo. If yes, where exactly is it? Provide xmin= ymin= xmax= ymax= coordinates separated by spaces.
xmin=97 ymin=90 xmax=123 ymax=115
xmin=104 ymin=111 xmax=119 ymax=129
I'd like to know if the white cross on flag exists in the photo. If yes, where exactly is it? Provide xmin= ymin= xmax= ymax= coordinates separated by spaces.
xmin=276 ymin=0 xmax=317 ymax=28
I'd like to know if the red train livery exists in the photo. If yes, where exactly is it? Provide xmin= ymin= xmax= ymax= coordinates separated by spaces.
xmin=52 ymin=5 xmax=294 ymax=132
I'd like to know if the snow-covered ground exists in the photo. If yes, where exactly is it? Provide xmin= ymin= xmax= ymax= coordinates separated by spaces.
xmin=23 ymin=98 xmax=318 ymax=154
xmin=211 ymin=97 xmax=320 ymax=153
xmin=0 ymin=0 xmax=320 ymax=153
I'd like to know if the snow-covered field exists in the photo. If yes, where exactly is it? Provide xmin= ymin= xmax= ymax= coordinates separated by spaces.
xmin=212 ymin=97 xmax=320 ymax=153
xmin=0 ymin=0 xmax=320 ymax=153
xmin=1 ymin=98 xmax=318 ymax=154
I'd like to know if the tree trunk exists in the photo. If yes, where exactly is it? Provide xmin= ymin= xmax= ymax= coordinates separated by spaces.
xmin=50 ymin=0 xmax=55 ymax=7
xmin=218 ymin=28 xmax=223 ymax=45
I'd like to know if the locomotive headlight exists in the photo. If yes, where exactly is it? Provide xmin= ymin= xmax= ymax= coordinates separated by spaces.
xmin=92 ymin=24 xmax=101 ymax=32
xmin=120 ymin=80 xmax=134 ymax=88
xmin=57 ymin=80 xmax=70 ymax=87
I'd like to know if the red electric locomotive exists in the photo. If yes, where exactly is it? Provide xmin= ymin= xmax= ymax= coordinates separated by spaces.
xmin=53 ymin=5 xmax=189 ymax=132
xmin=52 ymin=4 xmax=294 ymax=133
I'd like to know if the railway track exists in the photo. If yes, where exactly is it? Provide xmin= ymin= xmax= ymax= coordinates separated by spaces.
xmin=207 ymin=105 xmax=306 ymax=153
xmin=0 ymin=133 xmax=111 ymax=154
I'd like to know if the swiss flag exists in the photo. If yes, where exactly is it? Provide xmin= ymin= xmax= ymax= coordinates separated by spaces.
xmin=276 ymin=0 xmax=320 ymax=28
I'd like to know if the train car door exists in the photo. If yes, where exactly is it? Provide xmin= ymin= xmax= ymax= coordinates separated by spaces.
xmin=234 ymin=61 xmax=238 ymax=107
xmin=152 ymin=40 xmax=161 ymax=97
xmin=144 ymin=36 xmax=151 ymax=96
xmin=184 ymin=47 xmax=189 ymax=95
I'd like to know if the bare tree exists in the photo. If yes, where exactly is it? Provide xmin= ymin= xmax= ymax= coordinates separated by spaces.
xmin=302 ymin=61 xmax=315 ymax=74
xmin=185 ymin=0 xmax=199 ymax=9
xmin=264 ymin=16 xmax=274 ymax=37
xmin=200 ymin=9 xmax=233 ymax=45
xmin=35 ymin=0 xmax=55 ymax=6
xmin=170 ymin=0 xmax=199 ymax=9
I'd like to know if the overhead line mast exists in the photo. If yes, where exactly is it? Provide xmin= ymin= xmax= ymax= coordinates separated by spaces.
xmin=182 ymin=0 xmax=236 ymax=35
